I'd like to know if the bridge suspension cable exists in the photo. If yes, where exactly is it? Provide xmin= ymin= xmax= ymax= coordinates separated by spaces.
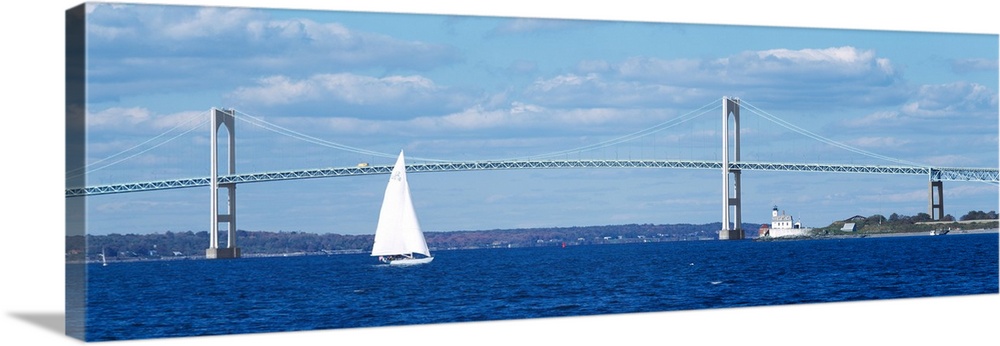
xmin=508 ymin=98 xmax=723 ymax=161
xmin=230 ymin=109 xmax=456 ymax=163
xmin=230 ymin=99 xmax=723 ymax=164
xmin=66 ymin=110 xmax=210 ymax=181
xmin=740 ymin=100 xmax=927 ymax=167
xmin=70 ymin=98 xmax=940 ymax=183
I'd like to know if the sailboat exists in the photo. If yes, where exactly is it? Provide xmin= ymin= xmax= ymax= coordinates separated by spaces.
xmin=100 ymin=247 xmax=108 ymax=267
xmin=371 ymin=150 xmax=433 ymax=266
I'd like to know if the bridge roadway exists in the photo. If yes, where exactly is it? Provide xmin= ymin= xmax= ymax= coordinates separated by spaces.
xmin=66 ymin=159 xmax=999 ymax=197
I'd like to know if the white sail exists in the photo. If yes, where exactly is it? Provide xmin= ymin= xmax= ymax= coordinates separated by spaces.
xmin=371 ymin=150 xmax=431 ymax=258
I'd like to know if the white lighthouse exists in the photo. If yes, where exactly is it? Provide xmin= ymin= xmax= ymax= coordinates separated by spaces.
xmin=766 ymin=205 xmax=811 ymax=238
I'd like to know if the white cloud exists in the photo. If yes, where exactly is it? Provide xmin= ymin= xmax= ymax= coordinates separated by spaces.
xmin=94 ymin=199 xmax=197 ymax=214
xmin=88 ymin=108 xmax=206 ymax=132
xmin=920 ymin=154 xmax=982 ymax=167
xmin=160 ymin=7 xmax=260 ymax=40
xmin=407 ymin=104 xmax=634 ymax=133
xmin=245 ymin=18 xmax=349 ymax=42
xmin=226 ymin=73 xmax=470 ymax=118
xmin=732 ymin=47 xmax=897 ymax=84
xmin=756 ymin=46 xmax=875 ymax=65
xmin=836 ymin=82 xmax=997 ymax=158
xmin=88 ymin=22 xmax=136 ymax=41
xmin=228 ymin=76 xmax=321 ymax=105
xmin=528 ymin=73 xmax=599 ymax=92
xmin=269 ymin=99 xmax=670 ymax=140
xmin=417 ymin=106 xmax=520 ymax=130
xmin=489 ymin=18 xmax=582 ymax=36
xmin=88 ymin=107 xmax=152 ymax=127
xmin=85 ymin=5 xmax=461 ymax=101
xmin=951 ymin=58 xmax=999 ymax=74
xmin=86 ymin=4 xmax=265 ymax=42
xmin=946 ymin=184 xmax=1000 ymax=198
xmin=901 ymin=82 xmax=998 ymax=118
xmin=842 ymin=111 xmax=902 ymax=128
xmin=524 ymin=72 xmax=708 ymax=107
xmin=616 ymin=46 xmax=897 ymax=85
xmin=576 ymin=60 xmax=611 ymax=73
xmin=876 ymin=189 xmax=927 ymax=203
xmin=416 ymin=103 xmax=669 ymax=134
xmin=521 ymin=46 xmax=910 ymax=111
xmin=617 ymin=57 xmax=707 ymax=83
xmin=850 ymin=136 xmax=911 ymax=149
xmin=240 ymin=18 xmax=460 ymax=68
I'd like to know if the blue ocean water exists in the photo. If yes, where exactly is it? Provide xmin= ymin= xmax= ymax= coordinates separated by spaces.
xmin=80 ymin=233 xmax=999 ymax=341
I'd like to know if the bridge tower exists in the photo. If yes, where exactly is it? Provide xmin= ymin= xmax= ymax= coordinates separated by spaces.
xmin=929 ymin=180 xmax=944 ymax=220
xmin=720 ymin=97 xmax=744 ymax=240
xmin=207 ymin=108 xmax=241 ymax=259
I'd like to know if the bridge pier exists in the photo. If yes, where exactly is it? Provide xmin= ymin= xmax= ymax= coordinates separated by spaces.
xmin=720 ymin=97 xmax=744 ymax=240
xmin=208 ymin=108 xmax=241 ymax=259
xmin=929 ymin=180 xmax=944 ymax=220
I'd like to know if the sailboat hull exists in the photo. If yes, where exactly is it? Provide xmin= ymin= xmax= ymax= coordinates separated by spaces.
xmin=388 ymin=256 xmax=434 ymax=266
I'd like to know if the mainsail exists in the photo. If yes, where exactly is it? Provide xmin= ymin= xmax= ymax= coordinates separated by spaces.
xmin=371 ymin=150 xmax=431 ymax=258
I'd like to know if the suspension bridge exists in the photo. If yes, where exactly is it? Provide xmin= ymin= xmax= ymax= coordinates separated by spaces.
xmin=66 ymin=160 xmax=996 ymax=197
xmin=66 ymin=97 xmax=999 ymax=258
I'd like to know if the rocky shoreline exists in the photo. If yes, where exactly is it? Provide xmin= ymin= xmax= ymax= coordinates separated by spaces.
xmin=755 ymin=228 xmax=998 ymax=241
xmin=862 ymin=228 xmax=998 ymax=238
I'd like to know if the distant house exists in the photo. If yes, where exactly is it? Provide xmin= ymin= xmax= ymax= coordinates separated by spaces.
xmin=845 ymin=215 xmax=866 ymax=222
xmin=758 ymin=224 xmax=770 ymax=237
xmin=841 ymin=223 xmax=857 ymax=232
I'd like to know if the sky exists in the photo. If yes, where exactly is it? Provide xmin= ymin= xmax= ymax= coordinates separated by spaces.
xmin=3 ymin=2 xmax=999 ymax=346
xmin=68 ymin=1 xmax=999 ymax=237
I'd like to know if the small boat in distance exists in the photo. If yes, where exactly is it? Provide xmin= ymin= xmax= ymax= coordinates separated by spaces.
xmin=100 ymin=247 xmax=108 ymax=267
xmin=931 ymin=229 xmax=950 ymax=236
xmin=371 ymin=150 xmax=433 ymax=266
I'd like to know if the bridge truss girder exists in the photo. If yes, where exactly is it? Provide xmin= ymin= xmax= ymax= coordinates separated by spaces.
xmin=66 ymin=160 xmax=998 ymax=197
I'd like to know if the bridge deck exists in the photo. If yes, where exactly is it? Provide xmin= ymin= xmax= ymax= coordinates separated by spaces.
xmin=66 ymin=160 xmax=999 ymax=197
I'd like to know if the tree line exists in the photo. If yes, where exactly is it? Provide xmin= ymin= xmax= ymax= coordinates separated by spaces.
xmin=66 ymin=209 xmax=997 ymax=263
xmin=958 ymin=210 xmax=999 ymax=221
xmin=65 ymin=222 xmax=756 ymax=262
xmin=866 ymin=210 xmax=998 ymax=225
xmin=822 ymin=210 xmax=999 ymax=234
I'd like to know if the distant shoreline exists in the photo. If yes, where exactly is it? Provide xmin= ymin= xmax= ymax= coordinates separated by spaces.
xmin=73 ymin=228 xmax=998 ymax=264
